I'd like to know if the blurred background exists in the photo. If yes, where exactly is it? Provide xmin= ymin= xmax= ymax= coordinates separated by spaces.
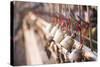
xmin=11 ymin=1 xmax=97 ymax=66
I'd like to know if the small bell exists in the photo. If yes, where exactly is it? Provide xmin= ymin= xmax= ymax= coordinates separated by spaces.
xmin=60 ymin=33 xmax=76 ymax=52
xmin=53 ymin=26 xmax=64 ymax=43
xmin=68 ymin=48 xmax=82 ymax=62
xmin=50 ymin=24 xmax=59 ymax=37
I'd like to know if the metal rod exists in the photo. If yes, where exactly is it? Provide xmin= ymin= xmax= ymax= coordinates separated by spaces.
xmin=87 ymin=6 xmax=94 ymax=51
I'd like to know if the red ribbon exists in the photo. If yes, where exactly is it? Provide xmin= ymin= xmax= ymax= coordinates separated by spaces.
xmin=76 ymin=21 xmax=81 ymax=32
